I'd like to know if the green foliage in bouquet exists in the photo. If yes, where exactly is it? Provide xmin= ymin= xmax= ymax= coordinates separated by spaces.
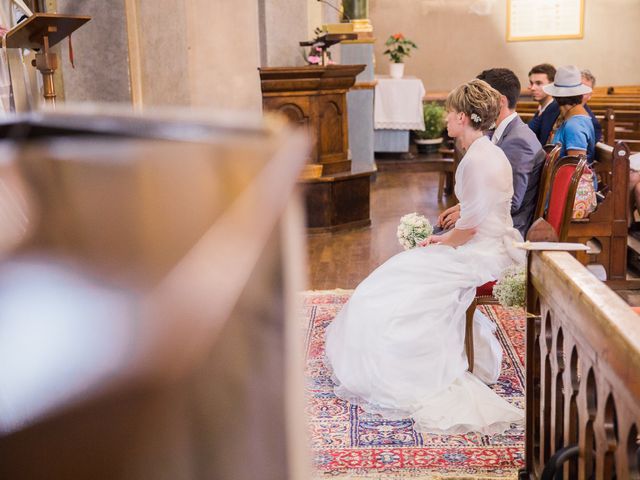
xmin=492 ymin=265 xmax=526 ymax=308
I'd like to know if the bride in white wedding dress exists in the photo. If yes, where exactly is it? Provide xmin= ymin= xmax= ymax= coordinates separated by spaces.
xmin=325 ymin=79 xmax=525 ymax=435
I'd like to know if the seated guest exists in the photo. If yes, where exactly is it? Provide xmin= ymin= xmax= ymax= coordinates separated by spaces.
xmin=544 ymin=65 xmax=595 ymax=161
xmin=527 ymin=63 xmax=601 ymax=145
xmin=580 ymin=69 xmax=603 ymax=141
xmin=438 ymin=68 xmax=544 ymax=237
xmin=527 ymin=63 xmax=557 ymax=144
xmin=543 ymin=65 xmax=597 ymax=219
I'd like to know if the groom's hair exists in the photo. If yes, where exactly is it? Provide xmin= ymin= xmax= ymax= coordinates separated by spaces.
xmin=476 ymin=68 xmax=521 ymax=110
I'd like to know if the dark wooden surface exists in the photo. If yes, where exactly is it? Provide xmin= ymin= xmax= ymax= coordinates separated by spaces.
xmin=306 ymin=154 xmax=456 ymax=289
xmin=303 ymin=170 xmax=372 ymax=232
xmin=524 ymin=251 xmax=640 ymax=479
xmin=565 ymin=142 xmax=630 ymax=281
xmin=259 ymin=65 xmax=365 ymax=175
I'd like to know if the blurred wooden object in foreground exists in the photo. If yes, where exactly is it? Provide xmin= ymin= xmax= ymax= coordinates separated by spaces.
xmin=0 ymin=108 xmax=311 ymax=480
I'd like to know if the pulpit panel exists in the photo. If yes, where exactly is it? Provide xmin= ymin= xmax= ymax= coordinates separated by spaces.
xmin=315 ymin=94 xmax=349 ymax=174
xmin=262 ymin=96 xmax=311 ymax=128
xmin=258 ymin=65 xmax=371 ymax=231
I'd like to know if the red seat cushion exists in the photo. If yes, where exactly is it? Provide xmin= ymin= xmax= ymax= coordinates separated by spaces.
xmin=546 ymin=165 xmax=591 ymax=236
xmin=632 ymin=307 xmax=640 ymax=315
xmin=476 ymin=281 xmax=496 ymax=297
xmin=546 ymin=164 xmax=577 ymax=236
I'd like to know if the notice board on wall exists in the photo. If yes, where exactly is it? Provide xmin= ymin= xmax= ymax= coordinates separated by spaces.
xmin=507 ymin=0 xmax=584 ymax=42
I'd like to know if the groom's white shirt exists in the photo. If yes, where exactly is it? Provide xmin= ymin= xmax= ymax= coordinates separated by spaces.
xmin=491 ymin=112 xmax=517 ymax=144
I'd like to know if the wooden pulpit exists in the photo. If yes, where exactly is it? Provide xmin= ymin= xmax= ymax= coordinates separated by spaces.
xmin=259 ymin=65 xmax=373 ymax=232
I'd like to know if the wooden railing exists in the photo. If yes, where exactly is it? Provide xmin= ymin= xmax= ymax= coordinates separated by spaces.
xmin=522 ymin=250 xmax=640 ymax=479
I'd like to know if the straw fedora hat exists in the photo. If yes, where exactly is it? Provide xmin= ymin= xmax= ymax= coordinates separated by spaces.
xmin=542 ymin=65 xmax=592 ymax=97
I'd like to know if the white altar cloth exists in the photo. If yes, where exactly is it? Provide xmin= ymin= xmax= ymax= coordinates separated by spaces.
xmin=374 ymin=76 xmax=425 ymax=130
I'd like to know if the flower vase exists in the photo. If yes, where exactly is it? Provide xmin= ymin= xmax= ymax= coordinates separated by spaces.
xmin=389 ymin=62 xmax=404 ymax=79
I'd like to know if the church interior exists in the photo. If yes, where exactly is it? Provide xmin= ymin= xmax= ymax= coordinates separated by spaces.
xmin=1 ymin=0 xmax=640 ymax=479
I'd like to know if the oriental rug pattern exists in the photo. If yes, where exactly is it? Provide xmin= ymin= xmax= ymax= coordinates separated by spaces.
xmin=303 ymin=290 xmax=525 ymax=479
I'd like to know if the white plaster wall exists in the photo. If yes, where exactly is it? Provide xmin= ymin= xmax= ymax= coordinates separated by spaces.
xmin=183 ymin=0 xmax=262 ymax=110
xmin=260 ymin=0 xmax=309 ymax=66
xmin=370 ymin=0 xmax=640 ymax=91
xmin=131 ymin=0 xmax=261 ymax=111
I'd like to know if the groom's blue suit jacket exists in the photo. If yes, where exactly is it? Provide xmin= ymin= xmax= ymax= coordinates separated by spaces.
xmin=495 ymin=115 xmax=545 ymax=238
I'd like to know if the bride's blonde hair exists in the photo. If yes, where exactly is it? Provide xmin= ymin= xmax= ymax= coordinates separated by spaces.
xmin=445 ymin=79 xmax=501 ymax=131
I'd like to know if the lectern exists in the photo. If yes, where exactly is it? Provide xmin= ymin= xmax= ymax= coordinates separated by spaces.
xmin=260 ymin=64 xmax=373 ymax=232
xmin=5 ymin=13 xmax=91 ymax=107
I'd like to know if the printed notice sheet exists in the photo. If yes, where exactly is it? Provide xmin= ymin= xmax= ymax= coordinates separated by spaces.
xmin=507 ymin=0 xmax=584 ymax=42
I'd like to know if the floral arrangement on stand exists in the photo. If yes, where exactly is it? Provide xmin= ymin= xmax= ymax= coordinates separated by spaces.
xmin=384 ymin=33 xmax=417 ymax=78
xmin=303 ymin=27 xmax=335 ymax=66
xmin=397 ymin=212 xmax=433 ymax=250
xmin=383 ymin=33 xmax=417 ymax=64
xmin=304 ymin=45 xmax=334 ymax=65
xmin=492 ymin=265 xmax=526 ymax=308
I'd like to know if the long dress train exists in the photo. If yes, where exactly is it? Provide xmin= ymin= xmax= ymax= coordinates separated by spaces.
xmin=324 ymin=136 xmax=525 ymax=435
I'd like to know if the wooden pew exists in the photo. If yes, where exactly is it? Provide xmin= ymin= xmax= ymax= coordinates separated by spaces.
xmin=518 ymin=101 xmax=640 ymax=116
xmin=522 ymin=250 xmax=640 ymax=479
xmin=604 ymin=85 xmax=640 ymax=95
xmin=518 ymin=105 xmax=640 ymax=153
xmin=0 ymin=111 xmax=311 ymax=480
xmin=603 ymin=110 xmax=640 ymax=153
xmin=565 ymin=142 xmax=631 ymax=282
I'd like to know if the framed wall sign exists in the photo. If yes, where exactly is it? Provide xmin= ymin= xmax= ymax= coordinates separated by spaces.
xmin=507 ymin=0 xmax=584 ymax=42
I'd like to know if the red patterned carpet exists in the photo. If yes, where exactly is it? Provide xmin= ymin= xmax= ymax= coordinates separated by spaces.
xmin=303 ymin=290 xmax=525 ymax=479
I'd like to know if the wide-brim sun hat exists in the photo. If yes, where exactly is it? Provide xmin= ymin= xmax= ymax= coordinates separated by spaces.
xmin=542 ymin=65 xmax=592 ymax=97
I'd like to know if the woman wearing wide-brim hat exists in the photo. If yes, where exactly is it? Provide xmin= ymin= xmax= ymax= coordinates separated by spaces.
xmin=543 ymin=65 xmax=597 ymax=219
xmin=543 ymin=64 xmax=596 ymax=161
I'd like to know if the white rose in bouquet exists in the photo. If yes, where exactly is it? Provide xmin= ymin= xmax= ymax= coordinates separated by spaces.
xmin=492 ymin=264 xmax=526 ymax=308
xmin=396 ymin=213 xmax=433 ymax=250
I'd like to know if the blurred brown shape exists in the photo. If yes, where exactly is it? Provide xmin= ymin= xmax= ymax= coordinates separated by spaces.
xmin=0 ymin=108 xmax=311 ymax=480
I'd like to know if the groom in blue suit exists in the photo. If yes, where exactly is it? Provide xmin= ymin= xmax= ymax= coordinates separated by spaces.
xmin=478 ymin=68 xmax=545 ymax=237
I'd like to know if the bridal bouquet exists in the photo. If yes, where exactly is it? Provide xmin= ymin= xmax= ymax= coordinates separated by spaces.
xmin=492 ymin=265 xmax=526 ymax=308
xmin=397 ymin=212 xmax=433 ymax=250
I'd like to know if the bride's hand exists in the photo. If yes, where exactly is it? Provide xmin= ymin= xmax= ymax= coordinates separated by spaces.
xmin=419 ymin=235 xmax=442 ymax=247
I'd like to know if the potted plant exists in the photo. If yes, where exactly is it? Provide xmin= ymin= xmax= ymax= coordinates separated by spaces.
xmin=414 ymin=102 xmax=445 ymax=153
xmin=383 ymin=33 xmax=417 ymax=79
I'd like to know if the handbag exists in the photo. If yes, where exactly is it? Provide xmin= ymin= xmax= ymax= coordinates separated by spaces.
xmin=572 ymin=169 xmax=597 ymax=219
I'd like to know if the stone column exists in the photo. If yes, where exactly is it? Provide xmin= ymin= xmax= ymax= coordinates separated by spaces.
xmin=340 ymin=2 xmax=375 ymax=173
xmin=53 ymin=0 xmax=263 ymax=111
xmin=56 ymin=0 xmax=132 ymax=104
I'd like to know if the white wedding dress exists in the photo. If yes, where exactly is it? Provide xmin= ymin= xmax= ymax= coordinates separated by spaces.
xmin=325 ymin=136 xmax=525 ymax=435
